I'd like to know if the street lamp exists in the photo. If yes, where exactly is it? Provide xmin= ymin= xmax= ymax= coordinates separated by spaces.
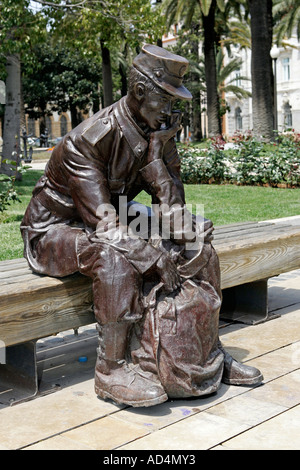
xmin=270 ymin=45 xmax=280 ymax=132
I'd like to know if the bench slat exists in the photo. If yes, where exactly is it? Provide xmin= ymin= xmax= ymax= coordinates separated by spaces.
xmin=1 ymin=218 xmax=299 ymax=347
xmin=217 ymin=231 xmax=300 ymax=289
xmin=0 ymin=274 xmax=94 ymax=346
xmin=0 ymin=267 xmax=33 ymax=281
xmin=0 ymin=273 xmax=44 ymax=286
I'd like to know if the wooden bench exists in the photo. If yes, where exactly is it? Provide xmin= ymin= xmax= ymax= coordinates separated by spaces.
xmin=1 ymin=215 xmax=300 ymax=405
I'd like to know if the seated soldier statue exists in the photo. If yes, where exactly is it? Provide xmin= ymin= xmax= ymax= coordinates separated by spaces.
xmin=21 ymin=44 xmax=263 ymax=407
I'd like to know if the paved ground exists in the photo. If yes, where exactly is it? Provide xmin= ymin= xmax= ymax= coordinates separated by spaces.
xmin=27 ymin=159 xmax=50 ymax=170
xmin=0 ymin=267 xmax=299 ymax=451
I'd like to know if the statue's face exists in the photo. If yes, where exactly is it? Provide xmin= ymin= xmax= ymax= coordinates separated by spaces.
xmin=139 ymin=88 xmax=176 ymax=130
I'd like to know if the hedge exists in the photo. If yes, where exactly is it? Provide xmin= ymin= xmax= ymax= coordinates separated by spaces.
xmin=179 ymin=132 xmax=300 ymax=187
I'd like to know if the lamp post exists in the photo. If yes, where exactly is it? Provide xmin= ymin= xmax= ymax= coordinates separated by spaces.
xmin=201 ymin=94 xmax=207 ymax=139
xmin=270 ymin=45 xmax=280 ymax=132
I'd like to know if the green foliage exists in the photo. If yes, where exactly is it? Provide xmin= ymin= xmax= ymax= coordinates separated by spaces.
xmin=47 ymin=0 xmax=165 ymax=57
xmin=0 ymin=0 xmax=47 ymax=57
xmin=273 ymin=0 xmax=300 ymax=43
xmin=0 ymin=160 xmax=29 ymax=212
xmin=1 ymin=167 xmax=300 ymax=260
xmin=24 ymin=0 xmax=166 ymax=111
xmin=0 ymin=175 xmax=19 ymax=213
xmin=179 ymin=138 xmax=230 ymax=184
xmin=22 ymin=41 xmax=102 ymax=123
xmin=179 ymin=131 xmax=300 ymax=187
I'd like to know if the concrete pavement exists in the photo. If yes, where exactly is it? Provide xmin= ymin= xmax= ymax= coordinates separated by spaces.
xmin=0 ymin=268 xmax=299 ymax=450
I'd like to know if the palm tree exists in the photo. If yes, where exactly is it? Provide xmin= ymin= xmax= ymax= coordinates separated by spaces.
xmin=202 ymin=0 xmax=223 ymax=137
xmin=216 ymin=50 xmax=251 ymax=100
xmin=248 ymin=0 xmax=274 ymax=140
xmin=273 ymin=0 xmax=300 ymax=43
xmin=191 ymin=51 xmax=251 ymax=101
xmin=163 ymin=0 xmax=224 ymax=137
xmin=221 ymin=18 xmax=251 ymax=51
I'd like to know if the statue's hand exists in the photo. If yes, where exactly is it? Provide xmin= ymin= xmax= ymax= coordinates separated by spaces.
xmin=147 ymin=111 xmax=182 ymax=163
xmin=155 ymin=252 xmax=181 ymax=293
xmin=193 ymin=216 xmax=214 ymax=243
xmin=201 ymin=218 xmax=214 ymax=243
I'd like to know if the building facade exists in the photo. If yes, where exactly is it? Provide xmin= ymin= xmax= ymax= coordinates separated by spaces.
xmin=163 ymin=27 xmax=300 ymax=138
xmin=225 ymin=33 xmax=300 ymax=137
xmin=25 ymin=111 xmax=72 ymax=143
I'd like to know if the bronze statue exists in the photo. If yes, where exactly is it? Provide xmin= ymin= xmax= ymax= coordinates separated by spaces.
xmin=21 ymin=44 xmax=263 ymax=407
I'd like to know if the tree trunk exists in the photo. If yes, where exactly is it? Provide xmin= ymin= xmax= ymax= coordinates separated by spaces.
xmin=70 ymin=101 xmax=82 ymax=129
xmin=1 ymin=54 xmax=22 ymax=179
xmin=202 ymin=0 xmax=222 ymax=137
xmin=190 ymin=31 xmax=202 ymax=141
xmin=248 ymin=0 xmax=274 ymax=140
xmin=100 ymin=40 xmax=114 ymax=108
xmin=193 ymin=91 xmax=202 ymax=141
xmin=119 ymin=43 xmax=128 ymax=97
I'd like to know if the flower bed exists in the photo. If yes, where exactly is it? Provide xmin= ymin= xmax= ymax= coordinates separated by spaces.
xmin=179 ymin=132 xmax=300 ymax=187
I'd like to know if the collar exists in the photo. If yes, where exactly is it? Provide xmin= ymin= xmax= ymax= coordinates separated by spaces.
xmin=113 ymin=97 xmax=148 ymax=160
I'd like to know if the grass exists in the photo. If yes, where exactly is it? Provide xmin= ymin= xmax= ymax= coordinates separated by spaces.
xmin=0 ymin=169 xmax=300 ymax=261
xmin=136 ymin=184 xmax=300 ymax=225
xmin=0 ymin=170 xmax=43 ymax=261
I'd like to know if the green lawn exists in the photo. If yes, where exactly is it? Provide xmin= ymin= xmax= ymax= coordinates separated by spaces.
xmin=136 ymin=184 xmax=300 ymax=225
xmin=0 ymin=170 xmax=300 ymax=261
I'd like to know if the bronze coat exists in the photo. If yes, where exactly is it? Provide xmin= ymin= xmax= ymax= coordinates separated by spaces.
xmin=21 ymin=96 xmax=187 ymax=277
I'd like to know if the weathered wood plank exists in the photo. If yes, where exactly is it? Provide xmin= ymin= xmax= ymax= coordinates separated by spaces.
xmin=1 ymin=219 xmax=300 ymax=347
xmin=0 ymin=258 xmax=28 ymax=271
xmin=0 ymin=272 xmax=46 ymax=286
xmin=217 ymin=231 xmax=300 ymax=289
xmin=214 ymin=226 xmax=300 ymax=251
xmin=213 ymin=223 xmax=293 ymax=241
xmin=214 ymin=221 xmax=273 ymax=234
xmin=0 ymin=267 xmax=33 ymax=280
xmin=0 ymin=275 xmax=94 ymax=346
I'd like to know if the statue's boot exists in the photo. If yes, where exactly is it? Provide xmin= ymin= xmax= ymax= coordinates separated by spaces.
xmin=219 ymin=342 xmax=263 ymax=386
xmin=94 ymin=322 xmax=168 ymax=407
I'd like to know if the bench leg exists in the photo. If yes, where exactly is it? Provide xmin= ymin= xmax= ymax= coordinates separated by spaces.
xmin=0 ymin=341 xmax=39 ymax=406
xmin=220 ymin=279 xmax=281 ymax=325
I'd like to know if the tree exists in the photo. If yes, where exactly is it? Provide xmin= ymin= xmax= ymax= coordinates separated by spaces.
xmin=202 ymin=0 xmax=224 ymax=137
xmin=34 ymin=0 xmax=165 ymax=108
xmin=1 ymin=54 xmax=21 ymax=177
xmin=164 ymin=0 xmax=228 ymax=137
xmin=216 ymin=48 xmax=252 ymax=112
xmin=273 ymin=0 xmax=300 ymax=43
xmin=248 ymin=0 xmax=274 ymax=140
xmin=222 ymin=18 xmax=251 ymax=51
xmin=169 ymin=24 xmax=207 ymax=141
xmin=22 ymin=41 xmax=102 ymax=130
xmin=0 ymin=0 xmax=46 ymax=177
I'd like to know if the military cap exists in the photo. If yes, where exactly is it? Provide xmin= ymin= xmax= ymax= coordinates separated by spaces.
xmin=133 ymin=44 xmax=192 ymax=101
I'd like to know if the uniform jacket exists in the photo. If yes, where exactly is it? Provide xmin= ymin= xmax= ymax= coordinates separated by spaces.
xmin=21 ymin=96 xmax=189 ymax=277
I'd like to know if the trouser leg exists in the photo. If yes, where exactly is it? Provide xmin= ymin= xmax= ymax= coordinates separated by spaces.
xmin=94 ymin=322 xmax=168 ymax=407
xmin=77 ymin=238 xmax=168 ymax=407
xmin=77 ymin=240 xmax=145 ymax=325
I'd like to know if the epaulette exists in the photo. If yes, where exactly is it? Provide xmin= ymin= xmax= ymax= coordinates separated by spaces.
xmin=82 ymin=115 xmax=112 ymax=146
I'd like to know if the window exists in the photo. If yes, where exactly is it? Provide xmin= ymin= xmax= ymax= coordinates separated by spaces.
xmin=283 ymin=101 xmax=292 ymax=128
xmin=235 ymin=68 xmax=241 ymax=87
xmin=235 ymin=107 xmax=243 ymax=130
xmin=60 ymin=115 xmax=68 ymax=136
xmin=282 ymin=58 xmax=290 ymax=81
xmin=27 ymin=118 xmax=35 ymax=136
xmin=45 ymin=116 xmax=52 ymax=138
